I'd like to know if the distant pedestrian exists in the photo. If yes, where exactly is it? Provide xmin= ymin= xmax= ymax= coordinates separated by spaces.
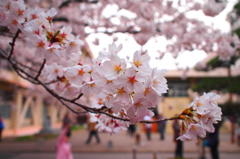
xmin=56 ymin=123 xmax=73 ymax=159
xmin=172 ymin=118 xmax=183 ymax=159
xmin=206 ymin=123 xmax=220 ymax=159
xmin=0 ymin=114 xmax=4 ymax=142
xmin=85 ymin=115 xmax=100 ymax=144
xmin=62 ymin=113 xmax=72 ymax=138
xmin=144 ymin=115 xmax=152 ymax=141
xmin=62 ymin=113 xmax=71 ymax=129
xmin=157 ymin=114 xmax=167 ymax=140
xmin=197 ymin=137 xmax=206 ymax=159
xmin=128 ymin=124 xmax=136 ymax=137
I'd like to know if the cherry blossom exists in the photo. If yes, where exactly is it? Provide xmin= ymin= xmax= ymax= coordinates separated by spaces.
xmin=98 ymin=54 xmax=127 ymax=80
xmin=178 ymin=123 xmax=206 ymax=141
xmin=64 ymin=65 xmax=91 ymax=86
xmin=177 ymin=92 xmax=222 ymax=141
xmin=0 ymin=0 xmax=225 ymax=141
xmin=131 ymin=50 xmax=151 ymax=75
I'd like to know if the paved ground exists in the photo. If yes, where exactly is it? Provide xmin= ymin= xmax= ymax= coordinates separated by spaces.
xmin=0 ymin=152 xmax=240 ymax=159
xmin=0 ymin=128 xmax=240 ymax=159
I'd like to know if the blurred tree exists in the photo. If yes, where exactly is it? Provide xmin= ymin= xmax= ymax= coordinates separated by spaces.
xmin=192 ymin=0 xmax=240 ymax=141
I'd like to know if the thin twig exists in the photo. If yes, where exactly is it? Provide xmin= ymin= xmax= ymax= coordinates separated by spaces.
xmin=11 ymin=64 xmax=40 ymax=84
xmin=8 ymin=29 xmax=21 ymax=60
xmin=35 ymin=59 xmax=46 ymax=80
xmin=58 ymin=99 xmax=82 ymax=114
xmin=15 ymin=61 xmax=39 ymax=72
xmin=140 ymin=116 xmax=179 ymax=124
xmin=70 ymin=93 xmax=84 ymax=102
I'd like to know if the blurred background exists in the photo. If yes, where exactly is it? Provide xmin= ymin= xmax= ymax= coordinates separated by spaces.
xmin=1 ymin=0 xmax=240 ymax=159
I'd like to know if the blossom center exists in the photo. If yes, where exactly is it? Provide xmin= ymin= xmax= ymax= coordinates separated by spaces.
xmin=191 ymin=125 xmax=197 ymax=131
xmin=196 ymin=102 xmax=202 ymax=107
xmin=153 ymin=79 xmax=159 ymax=84
xmin=98 ymin=98 xmax=104 ymax=105
xmin=89 ymin=83 xmax=95 ymax=87
xmin=116 ymin=87 xmax=125 ymax=95
xmin=70 ymin=42 xmax=76 ymax=47
xmin=12 ymin=19 xmax=18 ymax=25
xmin=134 ymin=60 xmax=142 ymax=67
xmin=37 ymin=41 xmax=45 ymax=48
xmin=134 ymin=102 xmax=142 ymax=108
xmin=144 ymin=88 xmax=150 ymax=96
xmin=32 ymin=14 xmax=38 ymax=19
xmin=54 ymin=69 xmax=59 ymax=73
xmin=78 ymin=69 xmax=85 ymax=75
xmin=128 ymin=76 xmax=137 ymax=84
xmin=17 ymin=9 xmax=24 ymax=16
xmin=114 ymin=65 xmax=122 ymax=72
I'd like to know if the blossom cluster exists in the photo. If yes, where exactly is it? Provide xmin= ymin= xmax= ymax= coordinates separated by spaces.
xmin=0 ymin=0 xmax=168 ymax=131
xmin=0 ymin=0 xmax=222 ymax=139
xmin=215 ymin=34 xmax=240 ymax=61
xmin=0 ymin=0 xmax=83 ymax=63
xmin=177 ymin=92 xmax=222 ymax=141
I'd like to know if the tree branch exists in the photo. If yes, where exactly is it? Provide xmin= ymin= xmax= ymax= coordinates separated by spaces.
xmin=8 ymin=29 xmax=21 ymax=60
xmin=35 ymin=59 xmax=46 ymax=80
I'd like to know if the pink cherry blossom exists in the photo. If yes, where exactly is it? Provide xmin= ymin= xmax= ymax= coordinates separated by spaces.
xmin=131 ymin=50 xmax=151 ymax=75
xmin=0 ymin=0 xmax=226 ymax=139
xmin=64 ymin=65 xmax=91 ymax=86
xmin=127 ymin=97 xmax=153 ymax=124
xmin=150 ymin=68 xmax=168 ymax=96
xmin=42 ymin=63 xmax=64 ymax=82
xmin=82 ymin=80 xmax=102 ymax=95
xmin=178 ymin=123 xmax=206 ymax=141
xmin=118 ymin=67 xmax=147 ymax=93
xmin=98 ymin=54 xmax=127 ymax=80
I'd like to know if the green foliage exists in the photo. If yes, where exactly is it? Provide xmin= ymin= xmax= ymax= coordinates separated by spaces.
xmin=233 ymin=2 xmax=240 ymax=17
xmin=219 ymin=102 xmax=240 ymax=117
xmin=15 ymin=135 xmax=35 ymax=141
xmin=191 ymin=76 xmax=240 ymax=94
xmin=15 ymin=134 xmax=59 ymax=141
xmin=70 ymin=124 xmax=84 ymax=131
xmin=193 ymin=54 xmax=240 ymax=94
xmin=205 ymin=56 xmax=239 ymax=71
xmin=232 ymin=27 xmax=240 ymax=38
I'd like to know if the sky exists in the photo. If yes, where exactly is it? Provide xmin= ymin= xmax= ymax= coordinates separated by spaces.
xmin=85 ymin=1 xmax=237 ymax=71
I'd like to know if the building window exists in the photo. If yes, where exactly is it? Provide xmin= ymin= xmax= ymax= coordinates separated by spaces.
xmin=165 ymin=81 xmax=189 ymax=97
xmin=0 ymin=85 xmax=14 ymax=119
xmin=0 ymin=104 xmax=11 ymax=119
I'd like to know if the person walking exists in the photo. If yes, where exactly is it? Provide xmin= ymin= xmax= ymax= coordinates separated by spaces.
xmin=62 ymin=113 xmax=71 ymax=128
xmin=144 ymin=115 xmax=152 ymax=141
xmin=0 ymin=114 xmax=4 ymax=142
xmin=56 ymin=123 xmax=73 ymax=159
xmin=85 ymin=116 xmax=100 ymax=144
xmin=172 ymin=118 xmax=183 ymax=159
xmin=157 ymin=114 xmax=167 ymax=140
xmin=128 ymin=124 xmax=136 ymax=137
xmin=207 ymin=123 xmax=220 ymax=159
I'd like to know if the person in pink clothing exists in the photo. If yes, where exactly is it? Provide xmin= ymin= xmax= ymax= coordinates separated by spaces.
xmin=0 ymin=114 xmax=4 ymax=142
xmin=56 ymin=123 xmax=73 ymax=159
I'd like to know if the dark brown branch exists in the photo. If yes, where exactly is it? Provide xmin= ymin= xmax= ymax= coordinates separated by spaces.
xmin=15 ymin=61 xmax=39 ymax=73
xmin=140 ymin=116 xmax=179 ymax=124
xmin=35 ymin=59 xmax=46 ymax=80
xmin=58 ymin=99 xmax=82 ymax=114
xmin=11 ymin=63 xmax=40 ymax=84
xmin=44 ymin=80 xmax=58 ymax=85
xmin=0 ymin=49 xmax=8 ymax=58
xmin=58 ymin=0 xmax=98 ymax=9
xmin=70 ymin=93 xmax=84 ymax=102
xmin=1 ymin=29 xmax=177 ymax=124
xmin=8 ymin=29 xmax=21 ymax=60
